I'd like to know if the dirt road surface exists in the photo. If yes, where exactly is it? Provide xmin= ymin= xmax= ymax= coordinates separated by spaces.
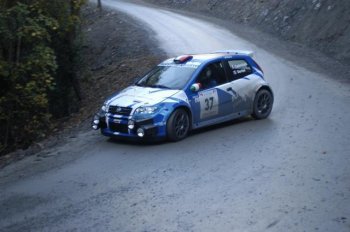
xmin=1 ymin=0 xmax=349 ymax=231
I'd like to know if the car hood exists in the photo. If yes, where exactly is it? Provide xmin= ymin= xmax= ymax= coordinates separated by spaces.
xmin=106 ymin=86 xmax=181 ymax=108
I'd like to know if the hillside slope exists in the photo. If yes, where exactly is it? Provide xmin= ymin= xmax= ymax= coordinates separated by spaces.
xmin=144 ymin=0 xmax=350 ymax=65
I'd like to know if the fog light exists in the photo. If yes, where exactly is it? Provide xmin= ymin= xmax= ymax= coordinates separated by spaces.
xmin=92 ymin=124 xmax=98 ymax=130
xmin=137 ymin=128 xmax=145 ymax=137
xmin=93 ymin=119 xmax=99 ymax=125
xmin=128 ymin=120 xmax=135 ymax=130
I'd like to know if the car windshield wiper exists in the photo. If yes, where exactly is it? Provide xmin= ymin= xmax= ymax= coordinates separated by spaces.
xmin=149 ymin=84 xmax=172 ymax=89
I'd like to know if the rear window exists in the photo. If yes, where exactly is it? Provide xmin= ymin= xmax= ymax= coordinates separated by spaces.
xmin=227 ymin=59 xmax=252 ymax=80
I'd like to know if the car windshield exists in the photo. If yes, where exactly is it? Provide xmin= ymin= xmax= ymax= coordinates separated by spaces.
xmin=136 ymin=65 xmax=196 ymax=89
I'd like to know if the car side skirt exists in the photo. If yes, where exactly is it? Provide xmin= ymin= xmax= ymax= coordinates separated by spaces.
xmin=192 ymin=109 xmax=251 ymax=129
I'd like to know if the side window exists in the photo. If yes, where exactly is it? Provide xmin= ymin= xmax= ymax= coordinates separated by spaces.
xmin=196 ymin=61 xmax=227 ymax=90
xmin=227 ymin=59 xmax=252 ymax=80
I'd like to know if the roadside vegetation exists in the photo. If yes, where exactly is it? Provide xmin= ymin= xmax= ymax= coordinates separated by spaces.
xmin=0 ymin=0 xmax=86 ymax=156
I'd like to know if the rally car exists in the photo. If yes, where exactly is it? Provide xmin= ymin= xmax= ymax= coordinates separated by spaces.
xmin=92 ymin=50 xmax=273 ymax=141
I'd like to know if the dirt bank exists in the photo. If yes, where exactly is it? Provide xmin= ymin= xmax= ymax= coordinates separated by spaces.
xmin=143 ymin=0 xmax=350 ymax=65
xmin=79 ymin=4 xmax=165 ymax=126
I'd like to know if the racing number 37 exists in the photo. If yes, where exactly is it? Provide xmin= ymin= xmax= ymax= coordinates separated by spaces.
xmin=204 ymin=97 xmax=214 ymax=111
xmin=199 ymin=89 xmax=219 ymax=119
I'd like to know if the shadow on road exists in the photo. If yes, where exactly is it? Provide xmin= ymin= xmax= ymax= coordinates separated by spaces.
xmin=190 ymin=116 xmax=255 ymax=136
xmin=106 ymin=116 xmax=275 ymax=147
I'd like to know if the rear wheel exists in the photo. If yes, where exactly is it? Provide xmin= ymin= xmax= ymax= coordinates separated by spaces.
xmin=167 ymin=108 xmax=190 ymax=141
xmin=252 ymin=89 xmax=273 ymax=119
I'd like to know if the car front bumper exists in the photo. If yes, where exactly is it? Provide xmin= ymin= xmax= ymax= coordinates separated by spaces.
xmin=92 ymin=113 xmax=167 ymax=140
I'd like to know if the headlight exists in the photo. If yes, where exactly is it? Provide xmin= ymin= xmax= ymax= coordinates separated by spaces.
xmin=98 ymin=104 xmax=108 ymax=116
xmin=134 ymin=106 xmax=159 ymax=115
xmin=101 ymin=104 xmax=108 ymax=112
xmin=128 ymin=120 xmax=135 ymax=129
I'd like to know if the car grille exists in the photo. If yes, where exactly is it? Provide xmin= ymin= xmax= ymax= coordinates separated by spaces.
xmin=109 ymin=122 xmax=129 ymax=134
xmin=108 ymin=106 xmax=132 ymax=116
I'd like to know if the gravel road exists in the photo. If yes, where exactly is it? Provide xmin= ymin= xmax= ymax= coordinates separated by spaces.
xmin=1 ymin=0 xmax=349 ymax=231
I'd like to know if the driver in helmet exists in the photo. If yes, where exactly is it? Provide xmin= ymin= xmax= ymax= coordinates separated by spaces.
xmin=199 ymin=66 xmax=217 ymax=89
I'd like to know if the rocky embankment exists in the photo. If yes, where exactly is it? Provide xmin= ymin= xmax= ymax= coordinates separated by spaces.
xmin=144 ymin=0 xmax=350 ymax=65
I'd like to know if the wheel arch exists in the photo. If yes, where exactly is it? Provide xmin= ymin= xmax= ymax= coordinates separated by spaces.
xmin=251 ymin=85 xmax=274 ymax=119
xmin=256 ymin=85 xmax=274 ymax=98
xmin=166 ymin=105 xmax=192 ymax=141
xmin=251 ymin=85 xmax=274 ymax=113
xmin=173 ymin=105 xmax=193 ymax=130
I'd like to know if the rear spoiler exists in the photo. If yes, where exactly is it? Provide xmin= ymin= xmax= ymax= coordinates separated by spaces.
xmin=214 ymin=50 xmax=254 ymax=57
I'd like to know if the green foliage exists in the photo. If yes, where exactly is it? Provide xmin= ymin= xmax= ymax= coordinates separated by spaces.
xmin=0 ymin=0 xmax=86 ymax=155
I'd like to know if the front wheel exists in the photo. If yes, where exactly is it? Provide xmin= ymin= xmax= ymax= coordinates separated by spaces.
xmin=167 ymin=108 xmax=190 ymax=141
xmin=252 ymin=89 xmax=273 ymax=119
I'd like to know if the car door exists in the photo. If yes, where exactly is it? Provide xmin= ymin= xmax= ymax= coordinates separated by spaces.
xmin=188 ymin=61 xmax=234 ymax=127
xmin=223 ymin=59 xmax=256 ymax=114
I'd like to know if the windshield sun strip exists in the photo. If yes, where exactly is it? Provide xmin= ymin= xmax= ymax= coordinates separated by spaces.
xmin=158 ymin=64 xmax=199 ymax=68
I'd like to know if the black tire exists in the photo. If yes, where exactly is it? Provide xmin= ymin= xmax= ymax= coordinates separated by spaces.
xmin=167 ymin=108 xmax=190 ymax=141
xmin=252 ymin=89 xmax=273 ymax=119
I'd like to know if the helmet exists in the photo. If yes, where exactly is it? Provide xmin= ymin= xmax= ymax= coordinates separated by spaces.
xmin=204 ymin=67 xmax=212 ymax=80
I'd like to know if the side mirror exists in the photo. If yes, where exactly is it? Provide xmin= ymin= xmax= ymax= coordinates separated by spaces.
xmin=190 ymin=83 xmax=201 ymax=92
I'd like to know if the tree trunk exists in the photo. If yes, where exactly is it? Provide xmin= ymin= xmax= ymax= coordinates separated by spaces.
xmin=16 ymin=36 xmax=21 ymax=66
xmin=69 ymin=0 xmax=81 ymax=101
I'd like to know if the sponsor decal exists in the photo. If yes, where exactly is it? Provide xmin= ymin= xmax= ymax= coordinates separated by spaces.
xmin=159 ymin=62 xmax=201 ymax=68
xmin=113 ymin=119 xmax=121 ymax=123
xmin=194 ymin=96 xmax=199 ymax=103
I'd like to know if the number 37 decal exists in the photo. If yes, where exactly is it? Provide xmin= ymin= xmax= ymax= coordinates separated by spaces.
xmin=199 ymin=89 xmax=219 ymax=119
xmin=204 ymin=97 xmax=214 ymax=110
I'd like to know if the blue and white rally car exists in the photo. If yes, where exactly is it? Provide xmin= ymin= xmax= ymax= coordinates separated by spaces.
xmin=92 ymin=50 xmax=273 ymax=141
